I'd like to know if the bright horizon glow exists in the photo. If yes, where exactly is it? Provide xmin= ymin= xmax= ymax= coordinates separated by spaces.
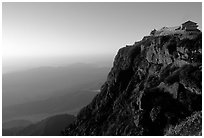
xmin=2 ymin=2 xmax=202 ymax=58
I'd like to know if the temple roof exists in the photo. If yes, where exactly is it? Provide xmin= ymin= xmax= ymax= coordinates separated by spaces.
xmin=182 ymin=20 xmax=197 ymax=25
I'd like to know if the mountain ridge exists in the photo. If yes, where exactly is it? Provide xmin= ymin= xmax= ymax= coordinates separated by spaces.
xmin=3 ymin=114 xmax=76 ymax=136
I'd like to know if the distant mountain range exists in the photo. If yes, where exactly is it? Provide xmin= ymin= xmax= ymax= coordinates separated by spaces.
xmin=3 ymin=89 xmax=98 ymax=121
xmin=3 ymin=63 xmax=110 ymax=107
xmin=3 ymin=114 xmax=76 ymax=136
xmin=3 ymin=63 xmax=110 ymax=122
xmin=3 ymin=119 xmax=32 ymax=130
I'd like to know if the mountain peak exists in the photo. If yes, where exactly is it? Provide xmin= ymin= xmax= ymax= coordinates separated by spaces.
xmin=63 ymin=28 xmax=202 ymax=136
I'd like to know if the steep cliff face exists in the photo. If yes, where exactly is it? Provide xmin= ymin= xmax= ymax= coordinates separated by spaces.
xmin=63 ymin=32 xmax=202 ymax=136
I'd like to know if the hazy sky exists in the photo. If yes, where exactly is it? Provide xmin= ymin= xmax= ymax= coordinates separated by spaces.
xmin=2 ymin=2 xmax=202 ymax=58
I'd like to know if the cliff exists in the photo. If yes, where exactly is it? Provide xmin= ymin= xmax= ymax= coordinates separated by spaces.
xmin=63 ymin=32 xmax=202 ymax=136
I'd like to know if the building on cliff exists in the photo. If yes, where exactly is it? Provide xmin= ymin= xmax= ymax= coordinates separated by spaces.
xmin=152 ymin=20 xmax=200 ymax=36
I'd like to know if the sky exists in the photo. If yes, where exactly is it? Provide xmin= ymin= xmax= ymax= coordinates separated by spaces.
xmin=2 ymin=2 xmax=202 ymax=59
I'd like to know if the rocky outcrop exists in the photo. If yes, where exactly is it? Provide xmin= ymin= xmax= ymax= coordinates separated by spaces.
xmin=63 ymin=32 xmax=202 ymax=136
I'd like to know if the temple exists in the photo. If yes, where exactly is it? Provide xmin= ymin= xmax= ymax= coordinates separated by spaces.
xmin=150 ymin=20 xmax=200 ymax=36
xmin=181 ymin=20 xmax=198 ymax=31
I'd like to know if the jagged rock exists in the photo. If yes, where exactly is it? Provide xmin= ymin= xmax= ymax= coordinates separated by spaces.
xmin=63 ymin=31 xmax=202 ymax=136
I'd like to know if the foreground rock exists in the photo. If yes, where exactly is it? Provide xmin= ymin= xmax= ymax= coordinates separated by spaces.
xmin=165 ymin=111 xmax=202 ymax=136
xmin=63 ymin=31 xmax=202 ymax=136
